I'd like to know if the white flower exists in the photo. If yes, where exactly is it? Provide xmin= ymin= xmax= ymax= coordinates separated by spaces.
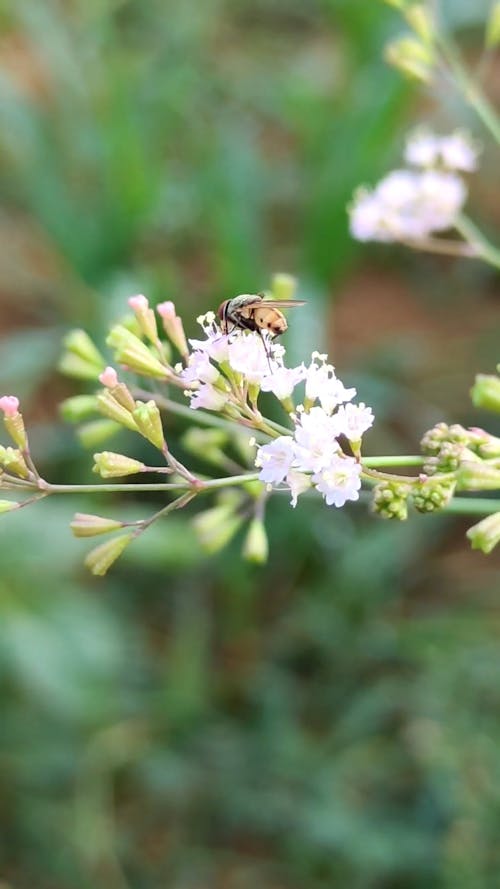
xmin=294 ymin=406 xmax=341 ymax=472
xmin=439 ymin=132 xmax=478 ymax=172
xmin=405 ymin=129 xmax=479 ymax=173
xmin=188 ymin=382 xmax=229 ymax=412
xmin=260 ymin=364 xmax=306 ymax=401
xmin=349 ymin=169 xmax=466 ymax=243
xmin=255 ymin=436 xmax=296 ymax=484
xmin=404 ymin=130 xmax=440 ymax=167
xmin=304 ymin=354 xmax=356 ymax=413
xmin=180 ymin=350 xmax=220 ymax=385
xmin=312 ymin=455 xmax=362 ymax=507
xmin=228 ymin=332 xmax=277 ymax=383
xmin=190 ymin=312 xmax=230 ymax=363
xmin=333 ymin=402 xmax=374 ymax=442
xmin=286 ymin=469 xmax=311 ymax=507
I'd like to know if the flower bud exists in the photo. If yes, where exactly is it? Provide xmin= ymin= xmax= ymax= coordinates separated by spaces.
xmin=182 ymin=428 xmax=228 ymax=467
xmin=70 ymin=512 xmax=124 ymax=537
xmin=157 ymin=301 xmax=189 ymax=360
xmin=270 ymin=273 xmax=297 ymax=302
xmin=0 ymin=500 xmax=19 ymax=513
xmin=486 ymin=1 xmax=500 ymax=48
xmin=93 ymin=451 xmax=145 ymax=478
xmin=96 ymin=391 xmax=139 ymax=432
xmin=84 ymin=533 xmax=134 ymax=576
xmin=384 ymin=36 xmax=434 ymax=82
xmin=63 ymin=329 xmax=105 ymax=368
xmin=60 ymin=395 xmax=99 ymax=423
xmin=132 ymin=400 xmax=165 ymax=450
xmin=471 ymin=374 xmax=500 ymax=413
xmin=404 ymin=4 xmax=434 ymax=45
xmin=58 ymin=352 xmax=105 ymax=381
xmin=466 ymin=512 xmax=500 ymax=555
xmin=411 ymin=478 xmax=455 ymax=513
xmin=128 ymin=295 xmax=160 ymax=345
xmin=106 ymin=325 xmax=168 ymax=379
xmin=193 ymin=501 xmax=244 ymax=554
xmin=0 ymin=398 xmax=27 ymax=450
xmin=77 ymin=420 xmax=121 ymax=449
xmin=242 ymin=518 xmax=269 ymax=564
xmin=372 ymin=481 xmax=410 ymax=520
xmin=0 ymin=446 xmax=29 ymax=479
xmin=421 ymin=422 xmax=453 ymax=455
xmin=456 ymin=461 xmax=500 ymax=492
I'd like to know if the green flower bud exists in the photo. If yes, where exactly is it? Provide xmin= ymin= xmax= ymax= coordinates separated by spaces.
xmin=93 ymin=451 xmax=145 ymax=478
xmin=372 ymin=481 xmax=410 ymax=520
xmin=486 ymin=1 xmax=500 ymax=48
xmin=63 ymin=329 xmax=105 ymax=368
xmin=471 ymin=374 xmax=500 ymax=413
xmin=193 ymin=503 xmax=244 ymax=554
xmin=84 ymin=533 xmax=134 ymax=576
xmin=404 ymin=4 xmax=434 ymax=44
xmin=157 ymin=302 xmax=189 ymax=361
xmin=58 ymin=352 xmax=104 ymax=381
xmin=182 ymin=428 xmax=228 ymax=467
xmin=421 ymin=422 xmax=454 ymax=455
xmin=467 ymin=512 xmax=500 ymax=554
xmin=0 ymin=446 xmax=29 ymax=479
xmin=242 ymin=518 xmax=269 ymax=564
xmin=70 ymin=512 xmax=124 ymax=537
xmin=0 ymin=500 xmax=19 ymax=513
xmin=270 ymin=273 xmax=297 ymax=302
xmin=128 ymin=295 xmax=159 ymax=345
xmin=4 ymin=411 xmax=27 ymax=450
xmin=60 ymin=395 xmax=99 ymax=423
xmin=457 ymin=461 xmax=500 ymax=492
xmin=77 ymin=420 xmax=121 ymax=449
xmin=384 ymin=35 xmax=434 ymax=82
xmin=96 ymin=391 xmax=139 ymax=432
xmin=106 ymin=325 xmax=168 ymax=379
xmin=411 ymin=478 xmax=455 ymax=513
xmin=132 ymin=400 xmax=165 ymax=450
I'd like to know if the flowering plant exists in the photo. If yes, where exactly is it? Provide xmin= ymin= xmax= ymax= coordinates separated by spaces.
xmin=3 ymin=0 xmax=500 ymax=574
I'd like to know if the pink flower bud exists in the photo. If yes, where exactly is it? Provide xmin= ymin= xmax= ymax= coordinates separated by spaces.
xmin=0 ymin=396 xmax=20 ymax=417
xmin=99 ymin=366 xmax=119 ymax=388
xmin=128 ymin=294 xmax=149 ymax=312
xmin=157 ymin=301 xmax=176 ymax=319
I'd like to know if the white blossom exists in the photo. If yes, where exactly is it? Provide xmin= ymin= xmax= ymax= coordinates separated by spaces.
xmin=333 ymin=402 xmax=374 ymax=442
xmin=227 ymin=333 xmax=273 ymax=383
xmin=312 ymin=455 xmax=362 ymax=507
xmin=304 ymin=353 xmax=356 ymax=413
xmin=188 ymin=382 xmax=229 ymax=412
xmin=294 ymin=406 xmax=341 ymax=473
xmin=180 ymin=350 xmax=220 ymax=385
xmin=255 ymin=436 xmax=296 ymax=484
xmin=405 ymin=129 xmax=479 ymax=172
xmin=349 ymin=169 xmax=466 ymax=243
xmin=286 ymin=469 xmax=311 ymax=507
xmin=260 ymin=364 xmax=306 ymax=401
xmin=190 ymin=312 xmax=231 ymax=363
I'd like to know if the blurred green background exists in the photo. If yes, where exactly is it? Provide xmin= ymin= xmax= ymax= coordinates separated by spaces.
xmin=1 ymin=1 xmax=500 ymax=887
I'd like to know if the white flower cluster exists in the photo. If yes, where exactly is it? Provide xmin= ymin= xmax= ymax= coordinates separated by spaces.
xmin=349 ymin=129 xmax=478 ymax=244
xmin=181 ymin=315 xmax=374 ymax=509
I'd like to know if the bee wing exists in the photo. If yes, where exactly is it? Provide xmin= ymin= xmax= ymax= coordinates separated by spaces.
xmin=243 ymin=299 xmax=306 ymax=309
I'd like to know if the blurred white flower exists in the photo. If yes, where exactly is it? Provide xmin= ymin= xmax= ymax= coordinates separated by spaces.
xmin=190 ymin=312 xmax=231 ymax=363
xmin=286 ymin=468 xmax=311 ymax=507
xmin=227 ymin=334 xmax=274 ymax=383
xmin=405 ymin=129 xmax=479 ymax=172
xmin=180 ymin=350 xmax=220 ymax=385
xmin=294 ymin=406 xmax=341 ymax=472
xmin=312 ymin=455 xmax=362 ymax=507
xmin=349 ymin=168 xmax=467 ymax=243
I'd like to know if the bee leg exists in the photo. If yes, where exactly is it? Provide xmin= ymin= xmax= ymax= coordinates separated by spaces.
xmin=257 ymin=328 xmax=275 ymax=372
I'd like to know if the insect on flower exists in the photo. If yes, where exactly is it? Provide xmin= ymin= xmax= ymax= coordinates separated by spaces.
xmin=217 ymin=293 xmax=306 ymax=337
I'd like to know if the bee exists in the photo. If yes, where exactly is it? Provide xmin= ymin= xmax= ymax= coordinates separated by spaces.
xmin=217 ymin=293 xmax=305 ymax=338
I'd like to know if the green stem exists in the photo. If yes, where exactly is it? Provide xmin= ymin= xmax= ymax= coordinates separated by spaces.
xmin=401 ymin=236 xmax=477 ymax=259
xmin=454 ymin=215 xmax=500 ymax=271
xmin=44 ymin=472 xmax=261 ymax=496
xmin=441 ymin=498 xmax=500 ymax=516
xmin=437 ymin=35 xmax=500 ymax=145
xmin=362 ymin=455 xmax=424 ymax=468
